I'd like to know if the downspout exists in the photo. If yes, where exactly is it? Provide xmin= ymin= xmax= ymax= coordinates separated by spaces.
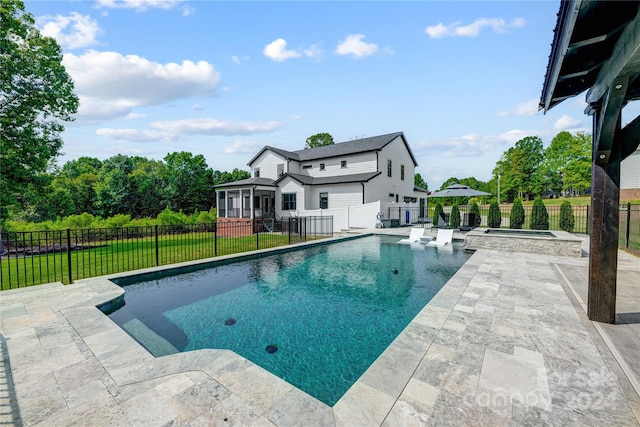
xmin=361 ymin=182 xmax=365 ymax=204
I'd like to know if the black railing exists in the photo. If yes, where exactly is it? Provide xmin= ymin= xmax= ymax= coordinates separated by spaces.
xmin=0 ymin=216 xmax=333 ymax=290
xmin=388 ymin=203 xmax=639 ymax=255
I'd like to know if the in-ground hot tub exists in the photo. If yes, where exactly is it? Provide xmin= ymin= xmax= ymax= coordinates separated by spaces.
xmin=464 ymin=228 xmax=583 ymax=257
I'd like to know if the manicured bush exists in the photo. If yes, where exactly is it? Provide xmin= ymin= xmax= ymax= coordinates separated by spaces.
xmin=432 ymin=203 xmax=444 ymax=226
xmin=488 ymin=201 xmax=502 ymax=228
xmin=470 ymin=202 xmax=481 ymax=226
xmin=530 ymin=196 xmax=549 ymax=230
xmin=559 ymin=201 xmax=575 ymax=232
xmin=509 ymin=198 xmax=525 ymax=229
xmin=156 ymin=207 xmax=188 ymax=225
xmin=450 ymin=205 xmax=461 ymax=229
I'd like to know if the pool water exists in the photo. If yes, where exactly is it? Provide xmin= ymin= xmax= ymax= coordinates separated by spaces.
xmin=107 ymin=234 xmax=470 ymax=406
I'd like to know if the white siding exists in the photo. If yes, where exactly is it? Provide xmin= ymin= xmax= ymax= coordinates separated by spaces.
xmin=307 ymin=184 xmax=362 ymax=210
xmin=252 ymin=151 xmax=287 ymax=180
xmin=276 ymin=178 xmax=304 ymax=217
xmin=300 ymin=152 xmax=377 ymax=177
xmin=364 ymin=135 xmax=416 ymax=203
xmin=621 ymin=149 xmax=640 ymax=189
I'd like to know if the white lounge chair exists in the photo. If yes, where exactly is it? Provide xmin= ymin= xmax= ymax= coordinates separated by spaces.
xmin=425 ymin=228 xmax=454 ymax=247
xmin=397 ymin=227 xmax=424 ymax=244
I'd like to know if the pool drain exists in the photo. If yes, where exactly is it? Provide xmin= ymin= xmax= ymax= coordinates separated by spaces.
xmin=266 ymin=344 xmax=278 ymax=353
xmin=224 ymin=318 xmax=236 ymax=326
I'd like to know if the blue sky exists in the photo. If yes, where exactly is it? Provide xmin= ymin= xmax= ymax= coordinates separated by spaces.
xmin=27 ymin=0 xmax=596 ymax=189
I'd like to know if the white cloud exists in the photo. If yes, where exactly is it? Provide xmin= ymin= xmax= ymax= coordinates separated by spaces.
xmin=95 ymin=0 xmax=185 ymax=12
xmin=63 ymin=50 xmax=220 ymax=120
xmin=413 ymin=130 xmax=535 ymax=158
xmin=303 ymin=43 xmax=325 ymax=60
xmin=224 ymin=140 xmax=264 ymax=154
xmin=335 ymin=34 xmax=384 ymax=58
xmin=425 ymin=17 xmax=525 ymax=38
xmin=264 ymin=38 xmax=301 ymax=62
xmin=36 ymin=12 xmax=101 ymax=50
xmin=498 ymin=99 xmax=540 ymax=117
xmin=96 ymin=128 xmax=178 ymax=142
xmin=151 ymin=118 xmax=282 ymax=135
xmin=124 ymin=112 xmax=146 ymax=119
xmin=554 ymin=115 xmax=582 ymax=130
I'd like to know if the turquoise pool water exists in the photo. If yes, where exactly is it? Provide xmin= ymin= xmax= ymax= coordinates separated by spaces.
xmin=107 ymin=234 xmax=470 ymax=406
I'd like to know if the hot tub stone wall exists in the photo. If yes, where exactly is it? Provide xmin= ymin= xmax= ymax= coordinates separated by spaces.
xmin=464 ymin=228 xmax=583 ymax=257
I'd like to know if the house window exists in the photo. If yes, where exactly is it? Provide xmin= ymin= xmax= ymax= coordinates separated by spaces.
xmin=395 ymin=194 xmax=399 ymax=203
xmin=320 ymin=163 xmax=325 ymax=170
xmin=319 ymin=192 xmax=328 ymax=209
xmin=387 ymin=160 xmax=392 ymax=177
xmin=254 ymin=168 xmax=260 ymax=178
xmin=302 ymin=165 xmax=312 ymax=169
xmin=389 ymin=193 xmax=394 ymax=198
xmin=401 ymin=165 xmax=405 ymax=181
xmin=277 ymin=164 xmax=284 ymax=177
xmin=341 ymin=160 xmax=347 ymax=168
xmin=282 ymin=193 xmax=297 ymax=210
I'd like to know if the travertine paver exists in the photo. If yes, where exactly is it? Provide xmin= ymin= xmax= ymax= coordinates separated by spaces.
xmin=0 ymin=230 xmax=639 ymax=426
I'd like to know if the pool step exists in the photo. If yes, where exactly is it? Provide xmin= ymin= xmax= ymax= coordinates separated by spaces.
xmin=121 ymin=319 xmax=180 ymax=357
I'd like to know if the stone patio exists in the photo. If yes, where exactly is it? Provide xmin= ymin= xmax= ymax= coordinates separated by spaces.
xmin=1 ymin=230 xmax=639 ymax=426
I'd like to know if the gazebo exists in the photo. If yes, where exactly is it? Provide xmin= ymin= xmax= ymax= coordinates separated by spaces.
xmin=540 ymin=1 xmax=640 ymax=323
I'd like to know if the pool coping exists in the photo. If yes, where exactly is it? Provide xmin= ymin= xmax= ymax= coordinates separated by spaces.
xmin=72 ymin=232 xmax=479 ymax=424
xmin=2 ymin=230 xmax=639 ymax=425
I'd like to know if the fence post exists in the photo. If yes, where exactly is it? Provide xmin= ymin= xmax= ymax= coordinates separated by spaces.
xmin=626 ymin=203 xmax=631 ymax=250
xmin=288 ymin=217 xmax=291 ymax=244
xmin=214 ymin=222 xmax=217 ymax=256
xmin=586 ymin=206 xmax=590 ymax=235
xmin=66 ymin=228 xmax=73 ymax=284
xmin=256 ymin=220 xmax=259 ymax=250
xmin=155 ymin=225 xmax=159 ymax=266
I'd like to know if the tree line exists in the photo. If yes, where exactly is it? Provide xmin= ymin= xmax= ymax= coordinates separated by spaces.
xmin=432 ymin=131 xmax=592 ymax=204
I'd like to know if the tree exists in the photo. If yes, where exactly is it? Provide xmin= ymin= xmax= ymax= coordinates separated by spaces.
xmin=488 ymin=201 xmax=502 ymax=228
xmin=305 ymin=133 xmax=334 ymax=149
xmin=432 ymin=203 xmax=444 ymax=226
xmin=450 ymin=205 xmax=461 ymax=229
xmin=539 ymin=131 xmax=591 ymax=196
xmin=0 ymin=0 xmax=79 ymax=221
xmin=163 ymin=152 xmax=215 ymax=213
xmin=509 ymin=198 xmax=525 ymax=229
xmin=530 ymin=196 xmax=549 ymax=230
xmin=469 ymin=202 xmax=481 ymax=227
xmin=492 ymin=136 xmax=544 ymax=202
xmin=414 ymin=173 xmax=428 ymax=191
xmin=560 ymin=201 xmax=575 ymax=232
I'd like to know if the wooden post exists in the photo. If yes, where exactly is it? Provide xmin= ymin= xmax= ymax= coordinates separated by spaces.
xmin=587 ymin=110 xmax=622 ymax=324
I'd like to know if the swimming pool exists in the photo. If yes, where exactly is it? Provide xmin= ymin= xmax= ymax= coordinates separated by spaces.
xmin=105 ymin=234 xmax=470 ymax=405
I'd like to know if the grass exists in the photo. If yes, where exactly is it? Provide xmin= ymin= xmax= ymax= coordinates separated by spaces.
xmin=1 ymin=231 xmax=316 ymax=291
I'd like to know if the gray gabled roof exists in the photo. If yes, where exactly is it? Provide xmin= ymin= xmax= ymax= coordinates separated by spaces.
xmin=276 ymin=172 xmax=381 ymax=186
xmin=213 ymin=177 xmax=277 ymax=189
xmin=247 ymin=132 xmax=418 ymax=167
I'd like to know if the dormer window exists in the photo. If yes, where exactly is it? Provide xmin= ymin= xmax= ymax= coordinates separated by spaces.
xmin=320 ymin=163 xmax=325 ymax=170
xmin=341 ymin=160 xmax=347 ymax=168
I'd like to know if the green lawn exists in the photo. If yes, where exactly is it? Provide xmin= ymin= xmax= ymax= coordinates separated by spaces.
xmin=1 ymin=231 xmax=315 ymax=291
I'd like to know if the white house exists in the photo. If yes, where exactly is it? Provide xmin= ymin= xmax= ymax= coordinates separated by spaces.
xmin=621 ymin=147 xmax=640 ymax=201
xmin=214 ymin=132 xmax=427 ymax=231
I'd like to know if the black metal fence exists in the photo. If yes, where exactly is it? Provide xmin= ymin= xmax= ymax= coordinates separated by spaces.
xmin=388 ymin=203 xmax=639 ymax=255
xmin=0 ymin=216 xmax=333 ymax=290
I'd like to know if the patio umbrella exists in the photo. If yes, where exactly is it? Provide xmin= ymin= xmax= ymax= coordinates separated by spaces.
xmin=427 ymin=183 xmax=492 ymax=199
xmin=427 ymin=183 xmax=492 ymax=227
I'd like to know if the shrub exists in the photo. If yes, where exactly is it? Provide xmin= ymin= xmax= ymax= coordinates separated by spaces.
xmin=450 ymin=205 xmax=461 ymax=229
xmin=470 ymin=202 xmax=481 ymax=226
xmin=559 ymin=201 xmax=575 ymax=232
xmin=156 ymin=207 xmax=188 ymax=225
xmin=488 ymin=201 xmax=502 ymax=228
xmin=509 ymin=198 xmax=525 ymax=229
xmin=102 ymin=214 xmax=132 ymax=229
xmin=432 ymin=203 xmax=444 ymax=226
xmin=530 ymin=196 xmax=549 ymax=230
xmin=60 ymin=213 xmax=97 ymax=229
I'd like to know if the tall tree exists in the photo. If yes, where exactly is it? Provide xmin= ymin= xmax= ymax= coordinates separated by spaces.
xmin=493 ymin=136 xmax=544 ymax=202
xmin=414 ymin=173 xmax=428 ymax=191
xmin=163 ymin=152 xmax=215 ymax=213
xmin=0 ymin=0 xmax=79 ymax=221
xmin=540 ymin=131 xmax=591 ymax=196
xmin=305 ymin=133 xmax=334 ymax=149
